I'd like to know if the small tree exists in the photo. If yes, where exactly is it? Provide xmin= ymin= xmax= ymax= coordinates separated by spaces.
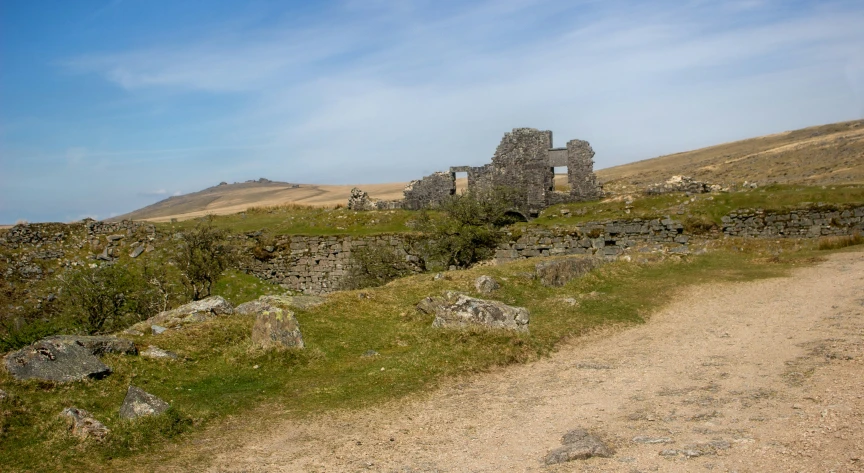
xmin=416 ymin=187 xmax=525 ymax=269
xmin=172 ymin=218 xmax=233 ymax=300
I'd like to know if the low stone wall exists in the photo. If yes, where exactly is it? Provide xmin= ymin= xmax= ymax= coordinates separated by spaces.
xmin=721 ymin=206 xmax=864 ymax=238
xmin=238 ymin=234 xmax=422 ymax=294
xmin=495 ymin=217 xmax=688 ymax=263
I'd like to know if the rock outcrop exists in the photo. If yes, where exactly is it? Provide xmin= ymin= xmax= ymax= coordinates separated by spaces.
xmin=4 ymin=338 xmax=113 ymax=382
xmin=119 ymin=386 xmax=170 ymax=419
xmin=420 ymin=292 xmax=529 ymax=332
xmin=646 ymin=175 xmax=719 ymax=195
xmin=60 ymin=407 xmax=110 ymax=441
xmin=128 ymin=296 xmax=234 ymax=333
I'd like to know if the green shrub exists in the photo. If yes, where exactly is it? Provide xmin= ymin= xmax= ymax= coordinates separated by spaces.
xmin=416 ymin=187 xmax=524 ymax=269
xmin=172 ymin=218 xmax=235 ymax=300
xmin=59 ymin=262 xmax=164 ymax=334
xmin=343 ymin=243 xmax=415 ymax=290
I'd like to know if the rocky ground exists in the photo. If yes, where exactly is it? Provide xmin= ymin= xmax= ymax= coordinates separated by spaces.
xmin=146 ymin=250 xmax=864 ymax=472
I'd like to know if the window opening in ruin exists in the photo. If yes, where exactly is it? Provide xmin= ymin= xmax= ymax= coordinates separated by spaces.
xmin=454 ymin=171 xmax=469 ymax=195
xmin=553 ymin=166 xmax=569 ymax=192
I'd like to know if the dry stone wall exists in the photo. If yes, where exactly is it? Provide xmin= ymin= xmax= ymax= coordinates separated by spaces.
xmin=3 ymin=205 xmax=862 ymax=295
xmin=721 ymin=206 xmax=864 ymax=238
xmin=495 ymin=217 xmax=689 ymax=263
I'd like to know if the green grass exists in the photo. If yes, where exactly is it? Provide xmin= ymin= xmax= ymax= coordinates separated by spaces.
xmin=157 ymin=205 xmax=419 ymax=237
xmin=210 ymin=269 xmax=286 ymax=306
xmin=0 ymin=240 xmax=824 ymax=472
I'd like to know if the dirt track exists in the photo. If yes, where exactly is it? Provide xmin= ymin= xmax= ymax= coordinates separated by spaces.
xmin=164 ymin=251 xmax=864 ymax=472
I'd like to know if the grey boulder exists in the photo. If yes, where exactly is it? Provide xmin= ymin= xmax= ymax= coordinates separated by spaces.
xmin=4 ymin=338 xmax=112 ymax=383
xmin=543 ymin=429 xmax=611 ymax=465
xmin=239 ymin=296 xmax=305 ymax=349
xmin=128 ymin=296 xmax=234 ymax=333
xmin=427 ymin=292 xmax=529 ymax=332
xmin=474 ymin=275 xmax=500 ymax=295
xmin=119 ymin=386 xmax=170 ymax=419
xmin=61 ymin=407 xmax=110 ymax=441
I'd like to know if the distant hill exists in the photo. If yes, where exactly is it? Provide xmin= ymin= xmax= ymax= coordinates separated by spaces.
xmin=109 ymin=180 xmax=409 ymax=222
xmin=114 ymin=120 xmax=864 ymax=222
xmin=596 ymin=119 xmax=864 ymax=193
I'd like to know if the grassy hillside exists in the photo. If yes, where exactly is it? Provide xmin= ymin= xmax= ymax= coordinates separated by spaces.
xmin=596 ymin=119 xmax=864 ymax=193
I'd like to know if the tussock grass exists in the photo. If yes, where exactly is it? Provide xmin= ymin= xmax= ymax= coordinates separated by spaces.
xmin=817 ymin=233 xmax=864 ymax=251
xmin=0 ymin=244 xmax=811 ymax=472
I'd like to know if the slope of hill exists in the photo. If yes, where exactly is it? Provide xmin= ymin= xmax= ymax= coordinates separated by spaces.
xmin=115 ymin=120 xmax=864 ymax=222
xmin=110 ymin=180 xmax=409 ymax=222
xmin=596 ymin=119 xmax=864 ymax=192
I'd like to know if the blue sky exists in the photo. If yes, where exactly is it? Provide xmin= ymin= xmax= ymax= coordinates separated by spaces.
xmin=1 ymin=0 xmax=863 ymax=223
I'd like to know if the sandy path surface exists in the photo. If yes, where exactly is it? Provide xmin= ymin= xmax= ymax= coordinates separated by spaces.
xmin=175 ymin=251 xmax=864 ymax=472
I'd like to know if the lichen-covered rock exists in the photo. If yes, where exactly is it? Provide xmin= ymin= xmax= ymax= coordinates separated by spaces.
xmin=429 ymin=292 xmax=529 ymax=332
xmin=244 ymin=297 xmax=305 ymax=349
xmin=119 ymin=386 xmax=170 ymax=419
xmin=534 ymin=257 xmax=601 ymax=287
xmin=128 ymin=296 xmax=233 ymax=333
xmin=61 ymin=407 xmax=109 ymax=441
xmin=543 ymin=429 xmax=611 ymax=465
xmin=474 ymin=275 xmax=500 ymax=295
xmin=140 ymin=346 xmax=178 ymax=360
xmin=42 ymin=335 xmax=137 ymax=356
xmin=4 ymin=338 xmax=112 ymax=383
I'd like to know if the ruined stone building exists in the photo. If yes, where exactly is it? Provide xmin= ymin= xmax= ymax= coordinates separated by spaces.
xmin=402 ymin=128 xmax=603 ymax=217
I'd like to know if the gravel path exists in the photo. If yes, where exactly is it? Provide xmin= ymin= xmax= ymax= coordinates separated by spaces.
xmin=173 ymin=250 xmax=864 ymax=472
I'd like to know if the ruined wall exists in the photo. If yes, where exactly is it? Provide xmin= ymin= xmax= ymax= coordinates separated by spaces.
xmin=402 ymin=172 xmax=456 ymax=210
xmin=490 ymin=128 xmax=554 ymax=217
xmin=238 ymin=234 xmax=423 ymax=294
xmin=566 ymin=139 xmax=603 ymax=201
